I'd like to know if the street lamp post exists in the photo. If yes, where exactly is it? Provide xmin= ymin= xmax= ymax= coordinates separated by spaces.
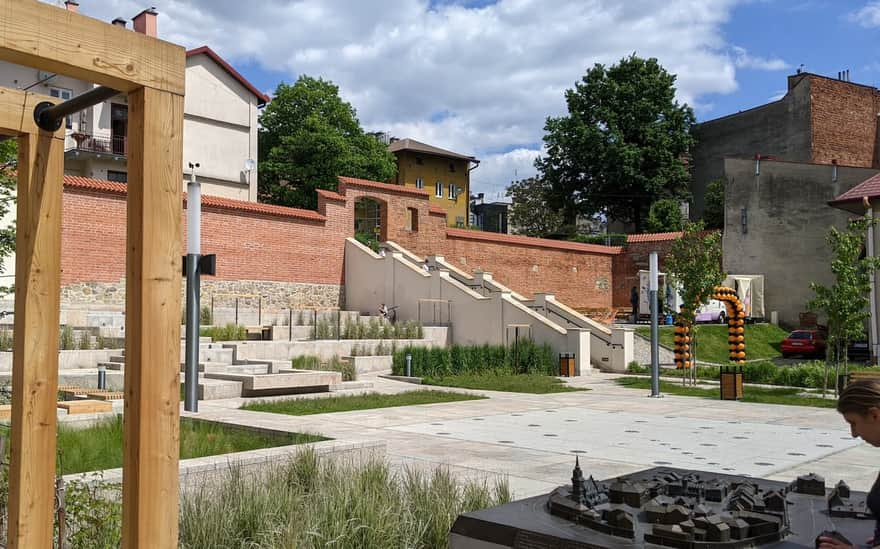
xmin=184 ymin=162 xmax=201 ymax=413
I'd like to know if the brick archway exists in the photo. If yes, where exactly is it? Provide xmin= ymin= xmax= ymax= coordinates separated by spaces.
xmin=354 ymin=195 xmax=388 ymax=243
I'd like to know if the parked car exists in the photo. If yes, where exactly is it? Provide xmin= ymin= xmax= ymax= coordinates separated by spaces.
xmin=781 ymin=330 xmax=827 ymax=358
xmin=695 ymin=299 xmax=727 ymax=323
xmin=847 ymin=339 xmax=871 ymax=363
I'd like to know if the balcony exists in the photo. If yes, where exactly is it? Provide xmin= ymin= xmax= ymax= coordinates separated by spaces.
xmin=65 ymin=132 xmax=127 ymax=158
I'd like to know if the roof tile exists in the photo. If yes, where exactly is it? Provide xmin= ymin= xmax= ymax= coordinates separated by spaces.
xmin=63 ymin=175 xmax=326 ymax=222
xmin=447 ymin=228 xmax=622 ymax=255
xmin=338 ymin=176 xmax=430 ymax=197
xmin=831 ymin=172 xmax=880 ymax=205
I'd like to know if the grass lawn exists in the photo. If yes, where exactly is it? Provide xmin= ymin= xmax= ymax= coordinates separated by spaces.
xmin=241 ymin=390 xmax=485 ymax=416
xmin=423 ymin=373 xmax=586 ymax=394
xmin=635 ymin=323 xmax=788 ymax=363
xmin=614 ymin=377 xmax=835 ymax=408
xmin=57 ymin=416 xmax=324 ymax=475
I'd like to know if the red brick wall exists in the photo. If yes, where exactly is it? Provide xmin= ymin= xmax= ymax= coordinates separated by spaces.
xmin=810 ymin=77 xmax=880 ymax=168
xmin=61 ymin=176 xmax=619 ymax=310
xmin=61 ymin=185 xmax=350 ymax=287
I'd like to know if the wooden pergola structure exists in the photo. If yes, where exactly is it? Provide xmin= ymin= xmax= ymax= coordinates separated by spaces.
xmin=0 ymin=2 xmax=185 ymax=547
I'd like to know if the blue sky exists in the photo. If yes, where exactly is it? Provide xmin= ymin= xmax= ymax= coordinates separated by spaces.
xmin=55 ymin=0 xmax=880 ymax=199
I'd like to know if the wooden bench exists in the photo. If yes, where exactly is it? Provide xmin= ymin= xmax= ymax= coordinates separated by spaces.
xmin=57 ymin=400 xmax=112 ymax=414
xmin=84 ymin=391 xmax=124 ymax=401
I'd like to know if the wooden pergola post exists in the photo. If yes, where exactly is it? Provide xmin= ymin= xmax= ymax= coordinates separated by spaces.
xmin=4 ymin=106 xmax=65 ymax=549
xmin=0 ymin=2 xmax=186 ymax=547
xmin=122 ymin=86 xmax=183 ymax=547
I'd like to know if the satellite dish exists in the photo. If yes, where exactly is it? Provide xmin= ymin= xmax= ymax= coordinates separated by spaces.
xmin=244 ymin=158 xmax=256 ymax=172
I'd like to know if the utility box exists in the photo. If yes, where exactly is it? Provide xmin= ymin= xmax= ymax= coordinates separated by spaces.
xmin=720 ymin=366 xmax=744 ymax=400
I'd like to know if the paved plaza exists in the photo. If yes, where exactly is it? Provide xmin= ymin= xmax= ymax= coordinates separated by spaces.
xmin=190 ymin=374 xmax=877 ymax=499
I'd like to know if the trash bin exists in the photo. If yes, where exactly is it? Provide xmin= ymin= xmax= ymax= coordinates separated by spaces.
xmin=719 ymin=366 xmax=743 ymax=400
xmin=558 ymin=353 xmax=575 ymax=377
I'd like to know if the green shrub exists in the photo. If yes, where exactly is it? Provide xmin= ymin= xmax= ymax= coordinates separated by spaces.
xmin=199 ymin=305 xmax=213 ymax=325
xmin=0 ymin=330 xmax=11 ymax=351
xmin=94 ymin=334 xmax=106 ymax=350
xmin=296 ymin=310 xmax=304 ymax=326
xmin=392 ymin=341 xmax=555 ymax=378
xmin=200 ymin=323 xmax=246 ymax=341
xmin=291 ymin=355 xmax=320 ymax=370
xmin=568 ymin=233 xmax=628 ymax=247
xmin=78 ymin=330 xmax=91 ymax=350
xmin=60 ymin=325 xmax=75 ymax=350
xmin=64 ymin=474 xmax=123 ymax=549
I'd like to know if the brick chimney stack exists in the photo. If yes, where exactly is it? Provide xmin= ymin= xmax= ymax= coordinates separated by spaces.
xmin=132 ymin=7 xmax=158 ymax=37
xmin=64 ymin=1 xmax=79 ymax=13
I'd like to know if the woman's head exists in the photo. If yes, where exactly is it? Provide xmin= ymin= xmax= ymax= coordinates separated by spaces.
xmin=838 ymin=379 xmax=880 ymax=446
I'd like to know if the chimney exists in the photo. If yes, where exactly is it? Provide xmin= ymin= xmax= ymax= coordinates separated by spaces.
xmin=132 ymin=7 xmax=158 ymax=37
xmin=112 ymin=17 xmax=126 ymax=28
xmin=64 ymin=1 xmax=79 ymax=13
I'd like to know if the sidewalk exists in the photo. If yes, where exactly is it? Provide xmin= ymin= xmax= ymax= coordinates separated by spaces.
xmin=191 ymin=372 xmax=871 ymax=499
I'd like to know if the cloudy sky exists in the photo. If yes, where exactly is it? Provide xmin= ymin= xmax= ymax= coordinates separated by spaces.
xmin=44 ymin=0 xmax=879 ymax=200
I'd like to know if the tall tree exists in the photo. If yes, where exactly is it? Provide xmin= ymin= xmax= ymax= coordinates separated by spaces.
xmin=808 ymin=217 xmax=880 ymax=396
xmin=0 ymin=140 xmax=15 ymax=295
xmin=665 ymin=221 xmax=724 ymax=383
xmin=505 ymin=177 xmax=565 ymax=237
xmin=645 ymin=198 xmax=685 ymax=233
xmin=536 ymin=55 xmax=695 ymax=232
xmin=258 ymin=76 xmax=398 ymax=210
xmin=702 ymin=178 xmax=725 ymax=230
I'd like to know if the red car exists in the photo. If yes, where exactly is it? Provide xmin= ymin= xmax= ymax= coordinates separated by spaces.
xmin=781 ymin=330 xmax=827 ymax=358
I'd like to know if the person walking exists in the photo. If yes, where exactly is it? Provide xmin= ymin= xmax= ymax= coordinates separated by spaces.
xmin=819 ymin=379 xmax=880 ymax=548
xmin=630 ymin=286 xmax=639 ymax=324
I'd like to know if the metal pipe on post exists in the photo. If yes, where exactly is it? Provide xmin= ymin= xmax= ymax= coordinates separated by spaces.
xmin=184 ymin=162 xmax=202 ymax=413
xmin=33 ymin=86 xmax=120 ymax=131
xmin=867 ymin=202 xmax=879 ymax=364
xmin=649 ymin=252 xmax=661 ymax=397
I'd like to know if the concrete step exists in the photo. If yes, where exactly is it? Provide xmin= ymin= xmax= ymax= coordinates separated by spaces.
xmin=197 ymin=378 xmax=243 ymax=400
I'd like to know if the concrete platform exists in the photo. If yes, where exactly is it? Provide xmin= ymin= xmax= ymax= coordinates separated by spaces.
xmin=206 ymin=369 xmax=342 ymax=397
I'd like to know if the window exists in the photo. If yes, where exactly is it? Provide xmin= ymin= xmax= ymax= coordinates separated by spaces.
xmin=448 ymin=184 xmax=456 ymax=200
xmin=107 ymin=170 xmax=127 ymax=183
xmin=406 ymin=207 xmax=419 ymax=231
xmin=435 ymin=182 xmax=443 ymax=198
xmin=415 ymin=157 xmax=423 ymax=165
xmin=455 ymin=216 xmax=465 ymax=228
xmin=415 ymin=177 xmax=424 ymax=189
xmin=449 ymin=163 xmax=456 ymax=172
xmin=49 ymin=87 xmax=73 ymax=129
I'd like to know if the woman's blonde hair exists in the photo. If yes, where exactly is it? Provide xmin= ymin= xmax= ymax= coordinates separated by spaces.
xmin=838 ymin=379 xmax=880 ymax=415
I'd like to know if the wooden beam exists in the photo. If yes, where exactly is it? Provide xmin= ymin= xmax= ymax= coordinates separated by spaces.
xmin=122 ymin=86 xmax=183 ymax=549
xmin=0 ymin=86 xmax=60 ymax=137
xmin=0 ymin=0 xmax=185 ymax=95
xmin=7 ymin=129 xmax=64 ymax=549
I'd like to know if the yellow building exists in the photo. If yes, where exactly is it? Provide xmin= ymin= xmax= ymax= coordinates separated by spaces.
xmin=388 ymin=138 xmax=479 ymax=227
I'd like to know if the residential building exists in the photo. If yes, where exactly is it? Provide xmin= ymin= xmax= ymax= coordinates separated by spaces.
xmin=388 ymin=138 xmax=479 ymax=227
xmin=0 ymin=2 xmax=269 ymax=284
xmin=691 ymin=70 xmax=880 ymax=219
xmin=470 ymin=196 xmax=510 ymax=234
xmin=0 ymin=4 xmax=269 ymax=200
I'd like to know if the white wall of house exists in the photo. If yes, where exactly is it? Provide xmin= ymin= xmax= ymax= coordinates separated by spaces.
xmin=0 ymin=47 xmax=264 ymax=286
xmin=184 ymin=53 xmax=260 ymax=202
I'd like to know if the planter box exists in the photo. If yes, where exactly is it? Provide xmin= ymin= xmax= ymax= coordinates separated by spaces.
xmin=345 ymin=355 xmax=392 ymax=376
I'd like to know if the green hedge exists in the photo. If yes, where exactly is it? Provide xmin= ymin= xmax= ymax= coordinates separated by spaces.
xmin=392 ymin=341 xmax=556 ymax=378
xmin=568 ymin=233 xmax=628 ymax=247
xmin=627 ymin=360 xmax=873 ymax=390
xmin=200 ymin=323 xmax=246 ymax=341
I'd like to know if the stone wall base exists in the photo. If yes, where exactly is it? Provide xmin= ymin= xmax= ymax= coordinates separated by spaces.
xmin=60 ymin=279 xmax=345 ymax=312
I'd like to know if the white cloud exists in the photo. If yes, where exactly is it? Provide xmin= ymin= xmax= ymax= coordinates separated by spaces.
xmin=44 ymin=0 xmax=753 ymax=195
xmin=768 ymin=89 xmax=787 ymax=102
xmin=850 ymin=1 xmax=880 ymax=27
xmin=731 ymin=46 xmax=789 ymax=71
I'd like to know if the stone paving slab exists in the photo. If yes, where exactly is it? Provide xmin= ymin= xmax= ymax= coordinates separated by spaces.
xmin=193 ymin=373 xmax=874 ymax=498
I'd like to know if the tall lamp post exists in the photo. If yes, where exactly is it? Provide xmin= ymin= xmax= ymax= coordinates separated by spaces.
xmin=184 ymin=162 xmax=201 ymax=413
xmin=649 ymin=251 xmax=661 ymax=397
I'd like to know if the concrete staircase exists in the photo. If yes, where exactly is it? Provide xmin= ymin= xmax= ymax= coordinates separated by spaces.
xmin=345 ymin=238 xmax=634 ymax=373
